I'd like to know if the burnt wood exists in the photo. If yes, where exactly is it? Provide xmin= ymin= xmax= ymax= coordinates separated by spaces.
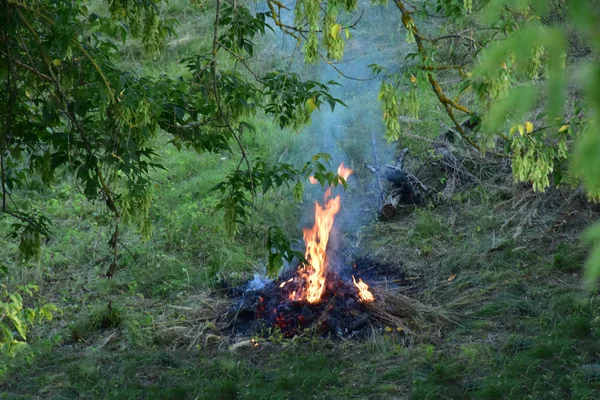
xmin=366 ymin=144 xmax=428 ymax=212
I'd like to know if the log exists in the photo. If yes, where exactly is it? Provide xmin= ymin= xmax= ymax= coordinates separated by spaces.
xmin=367 ymin=120 xmax=480 ymax=216
xmin=366 ymin=146 xmax=429 ymax=214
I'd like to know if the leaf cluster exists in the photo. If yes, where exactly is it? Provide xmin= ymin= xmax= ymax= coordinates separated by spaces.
xmin=0 ymin=284 xmax=59 ymax=358
xmin=0 ymin=0 xmax=346 ymax=272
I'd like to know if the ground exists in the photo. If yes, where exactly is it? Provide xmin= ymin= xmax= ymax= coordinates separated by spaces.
xmin=2 ymin=160 xmax=599 ymax=398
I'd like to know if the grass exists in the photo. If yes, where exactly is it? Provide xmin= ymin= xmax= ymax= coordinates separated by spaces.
xmin=3 ymin=174 xmax=599 ymax=399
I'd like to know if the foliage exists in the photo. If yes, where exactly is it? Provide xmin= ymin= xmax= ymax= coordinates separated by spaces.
xmin=1 ymin=1 xmax=599 ymax=397
xmin=378 ymin=80 xmax=401 ymax=142
xmin=269 ymin=0 xmax=600 ymax=281
xmin=0 ymin=0 xmax=346 ymax=276
xmin=266 ymin=226 xmax=304 ymax=277
xmin=213 ymin=152 xmax=348 ymax=274
xmin=0 ymin=284 xmax=58 ymax=357
xmin=379 ymin=0 xmax=597 ymax=197
xmin=262 ymin=72 xmax=345 ymax=129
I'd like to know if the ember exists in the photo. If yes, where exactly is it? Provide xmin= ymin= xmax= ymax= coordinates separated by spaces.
xmin=231 ymin=255 xmax=411 ymax=338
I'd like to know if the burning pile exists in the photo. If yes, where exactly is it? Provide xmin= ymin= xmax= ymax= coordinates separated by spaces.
xmin=231 ymin=162 xmax=398 ymax=339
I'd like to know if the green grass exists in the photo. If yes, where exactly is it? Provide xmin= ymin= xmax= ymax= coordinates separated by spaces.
xmin=3 ymin=177 xmax=599 ymax=398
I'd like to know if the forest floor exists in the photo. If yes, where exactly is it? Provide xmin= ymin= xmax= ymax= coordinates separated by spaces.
xmin=1 ymin=151 xmax=600 ymax=399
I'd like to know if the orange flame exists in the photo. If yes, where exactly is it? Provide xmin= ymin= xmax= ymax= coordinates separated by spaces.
xmin=352 ymin=275 xmax=375 ymax=303
xmin=300 ymin=194 xmax=341 ymax=302
xmin=290 ymin=162 xmax=353 ymax=303
xmin=337 ymin=162 xmax=353 ymax=181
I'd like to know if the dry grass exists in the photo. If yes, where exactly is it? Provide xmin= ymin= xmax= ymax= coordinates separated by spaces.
xmin=367 ymin=285 xmax=460 ymax=341
xmin=151 ymin=291 xmax=233 ymax=350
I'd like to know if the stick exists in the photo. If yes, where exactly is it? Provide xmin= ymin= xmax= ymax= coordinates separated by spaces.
xmin=395 ymin=147 xmax=409 ymax=170
xmin=371 ymin=132 xmax=385 ymax=202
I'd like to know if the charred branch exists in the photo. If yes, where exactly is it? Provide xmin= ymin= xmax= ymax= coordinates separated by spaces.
xmin=366 ymin=147 xmax=429 ymax=212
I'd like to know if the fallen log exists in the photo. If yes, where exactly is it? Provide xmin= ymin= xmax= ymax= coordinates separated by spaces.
xmin=366 ymin=141 xmax=430 ymax=217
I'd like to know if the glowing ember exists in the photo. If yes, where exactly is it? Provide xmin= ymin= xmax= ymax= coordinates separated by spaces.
xmin=279 ymin=278 xmax=293 ymax=288
xmin=352 ymin=275 xmax=375 ymax=303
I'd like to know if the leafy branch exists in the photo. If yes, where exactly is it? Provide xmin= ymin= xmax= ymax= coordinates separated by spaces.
xmin=393 ymin=0 xmax=511 ymax=158
xmin=12 ymin=7 xmax=122 ymax=276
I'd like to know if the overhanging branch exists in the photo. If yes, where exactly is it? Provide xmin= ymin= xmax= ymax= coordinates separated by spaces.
xmin=393 ymin=0 xmax=511 ymax=159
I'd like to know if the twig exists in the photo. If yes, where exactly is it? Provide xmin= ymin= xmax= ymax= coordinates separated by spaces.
xmin=215 ymin=40 xmax=262 ymax=81
xmin=370 ymin=132 xmax=385 ymax=202
xmin=117 ymin=238 xmax=136 ymax=261
xmin=316 ymin=50 xmax=375 ymax=82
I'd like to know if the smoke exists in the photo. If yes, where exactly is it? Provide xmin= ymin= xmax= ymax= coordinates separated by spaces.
xmin=288 ymin=1 xmax=405 ymax=251
xmin=245 ymin=272 xmax=273 ymax=292
xmin=253 ymin=0 xmax=409 ymax=272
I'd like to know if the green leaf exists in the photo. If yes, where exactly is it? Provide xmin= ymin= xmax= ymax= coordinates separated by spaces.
xmin=9 ymin=293 xmax=22 ymax=310
xmin=293 ymin=180 xmax=304 ymax=201
xmin=483 ymin=85 xmax=538 ymax=135
xmin=262 ymin=176 xmax=272 ymax=194
xmin=584 ymin=223 xmax=600 ymax=286
xmin=267 ymin=252 xmax=284 ymax=277
xmin=12 ymin=317 xmax=26 ymax=341
xmin=330 ymin=24 xmax=342 ymax=39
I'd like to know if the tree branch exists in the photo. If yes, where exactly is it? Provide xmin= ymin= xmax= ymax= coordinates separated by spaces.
xmin=393 ymin=0 xmax=511 ymax=159
xmin=10 ymin=0 xmax=116 ymax=103
xmin=17 ymin=8 xmax=121 ymax=276
xmin=211 ymin=0 xmax=255 ymax=199
xmin=1 ymin=0 xmax=14 ymax=213
xmin=0 ymin=50 xmax=53 ymax=81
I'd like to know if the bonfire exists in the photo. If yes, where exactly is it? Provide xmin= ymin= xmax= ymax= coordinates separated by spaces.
xmin=283 ymin=162 xmax=374 ymax=305
xmin=230 ymin=162 xmax=417 ymax=339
